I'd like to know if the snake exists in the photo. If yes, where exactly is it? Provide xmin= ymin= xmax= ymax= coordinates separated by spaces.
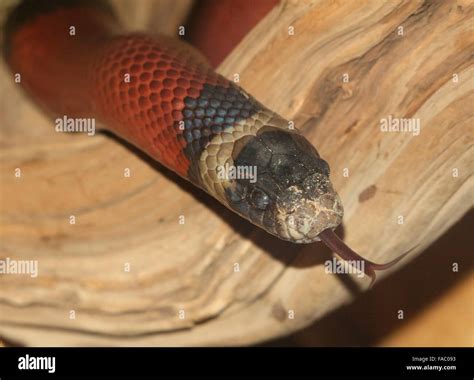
xmin=3 ymin=0 xmax=409 ymax=285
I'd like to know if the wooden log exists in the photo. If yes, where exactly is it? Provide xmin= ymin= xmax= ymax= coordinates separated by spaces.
xmin=0 ymin=0 xmax=472 ymax=346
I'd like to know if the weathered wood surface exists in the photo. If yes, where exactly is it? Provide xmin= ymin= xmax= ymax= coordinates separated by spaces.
xmin=0 ymin=0 xmax=472 ymax=346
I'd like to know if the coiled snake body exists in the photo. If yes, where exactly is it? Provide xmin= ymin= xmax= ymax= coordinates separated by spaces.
xmin=4 ymin=0 xmax=408 ymax=284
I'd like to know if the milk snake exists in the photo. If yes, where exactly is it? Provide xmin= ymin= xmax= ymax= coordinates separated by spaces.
xmin=4 ymin=0 xmax=409 ymax=284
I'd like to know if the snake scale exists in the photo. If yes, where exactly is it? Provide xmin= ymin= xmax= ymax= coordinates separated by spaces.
xmin=4 ymin=0 xmax=409 ymax=284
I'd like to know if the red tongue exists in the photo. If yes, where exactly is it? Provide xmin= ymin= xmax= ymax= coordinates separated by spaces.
xmin=318 ymin=229 xmax=412 ymax=287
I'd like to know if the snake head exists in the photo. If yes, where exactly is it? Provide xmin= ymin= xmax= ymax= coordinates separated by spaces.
xmin=225 ymin=124 xmax=343 ymax=243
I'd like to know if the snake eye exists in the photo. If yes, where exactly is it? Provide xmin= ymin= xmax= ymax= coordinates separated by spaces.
xmin=250 ymin=188 xmax=271 ymax=210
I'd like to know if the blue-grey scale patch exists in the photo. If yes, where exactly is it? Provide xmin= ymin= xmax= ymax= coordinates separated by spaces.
xmin=181 ymin=83 xmax=261 ymax=184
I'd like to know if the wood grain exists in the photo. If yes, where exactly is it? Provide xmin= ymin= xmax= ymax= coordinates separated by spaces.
xmin=0 ymin=0 xmax=472 ymax=346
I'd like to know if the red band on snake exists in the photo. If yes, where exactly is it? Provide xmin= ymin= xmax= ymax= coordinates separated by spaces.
xmin=4 ymin=0 xmax=409 ymax=284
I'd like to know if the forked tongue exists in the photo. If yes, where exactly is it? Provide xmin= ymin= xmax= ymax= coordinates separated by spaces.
xmin=319 ymin=229 xmax=411 ymax=287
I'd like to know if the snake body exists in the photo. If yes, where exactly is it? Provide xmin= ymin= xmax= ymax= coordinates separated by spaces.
xmin=4 ymin=0 xmax=408 ymax=283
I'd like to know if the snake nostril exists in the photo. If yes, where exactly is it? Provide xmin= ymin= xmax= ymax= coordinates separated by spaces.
xmin=319 ymin=194 xmax=336 ymax=209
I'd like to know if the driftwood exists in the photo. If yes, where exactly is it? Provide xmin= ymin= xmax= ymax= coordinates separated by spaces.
xmin=0 ymin=0 xmax=472 ymax=346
